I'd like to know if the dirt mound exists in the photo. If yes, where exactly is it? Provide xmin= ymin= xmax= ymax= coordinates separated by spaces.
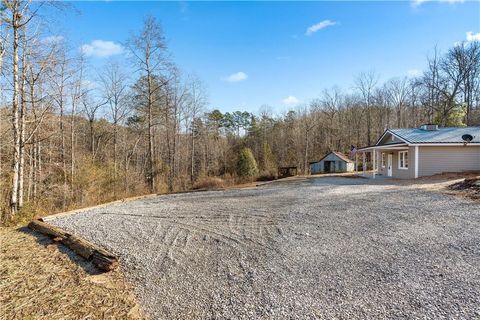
xmin=448 ymin=176 xmax=480 ymax=200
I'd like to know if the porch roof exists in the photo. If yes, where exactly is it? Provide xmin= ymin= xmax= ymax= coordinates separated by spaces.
xmin=357 ymin=142 xmax=408 ymax=151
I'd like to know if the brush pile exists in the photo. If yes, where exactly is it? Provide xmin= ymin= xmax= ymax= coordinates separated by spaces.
xmin=449 ymin=176 xmax=480 ymax=200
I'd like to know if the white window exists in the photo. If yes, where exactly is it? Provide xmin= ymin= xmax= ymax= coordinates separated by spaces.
xmin=381 ymin=153 xmax=386 ymax=168
xmin=398 ymin=151 xmax=408 ymax=169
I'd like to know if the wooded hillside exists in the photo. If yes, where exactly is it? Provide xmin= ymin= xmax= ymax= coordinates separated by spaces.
xmin=1 ymin=1 xmax=479 ymax=222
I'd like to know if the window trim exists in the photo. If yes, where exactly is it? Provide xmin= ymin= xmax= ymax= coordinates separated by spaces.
xmin=398 ymin=151 xmax=408 ymax=170
xmin=381 ymin=153 xmax=386 ymax=168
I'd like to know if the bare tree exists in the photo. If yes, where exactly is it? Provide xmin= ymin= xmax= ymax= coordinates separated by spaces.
xmin=317 ymin=86 xmax=342 ymax=149
xmin=355 ymin=71 xmax=379 ymax=146
xmin=298 ymin=104 xmax=317 ymax=174
xmin=127 ymin=15 xmax=168 ymax=193
xmin=185 ymin=75 xmax=207 ymax=184
xmin=99 ymin=60 xmax=129 ymax=194
xmin=81 ymin=90 xmax=107 ymax=157
xmin=69 ymin=52 xmax=85 ymax=196
xmin=457 ymin=42 xmax=480 ymax=125
xmin=50 ymin=44 xmax=72 ymax=207
xmin=385 ymin=77 xmax=410 ymax=128
xmin=3 ymin=0 xmax=44 ymax=215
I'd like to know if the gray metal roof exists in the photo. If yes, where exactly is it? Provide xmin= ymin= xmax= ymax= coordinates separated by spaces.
xmin=310 ymin=151 xmax=353 ymax=164
xmin=388 ymin=127 xmax=480 ymax=144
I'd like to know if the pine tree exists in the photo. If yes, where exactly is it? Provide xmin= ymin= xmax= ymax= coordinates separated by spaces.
xmin=236 ymin=147 xmax=258 ymax=179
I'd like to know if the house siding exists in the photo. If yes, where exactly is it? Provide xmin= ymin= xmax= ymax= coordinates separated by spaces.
xmin=418 ymin=146 xmax=480 ymax=177
xmin=392 ymin=147 xmax=416 ymax=179
xmin=377 ymin=147 xmax=416 ymax=179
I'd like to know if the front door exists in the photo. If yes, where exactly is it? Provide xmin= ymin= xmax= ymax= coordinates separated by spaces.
xmin=387 ymin=154 xmax=393 ymax=177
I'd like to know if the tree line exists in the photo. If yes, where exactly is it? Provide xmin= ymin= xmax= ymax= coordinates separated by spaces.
xmin=1 ymin=0 xmax=479 ymax=222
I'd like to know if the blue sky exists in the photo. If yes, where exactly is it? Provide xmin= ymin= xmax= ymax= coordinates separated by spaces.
xmin=50 ymin=1 xmax=480 ymax=114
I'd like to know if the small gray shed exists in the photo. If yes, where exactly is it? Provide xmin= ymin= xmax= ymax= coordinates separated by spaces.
xmin=310 ymin=151 xmax=354 ymax=174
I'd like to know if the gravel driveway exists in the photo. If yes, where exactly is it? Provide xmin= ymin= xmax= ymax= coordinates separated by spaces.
xmin=51 ymin=177 xmax=480 ymax=319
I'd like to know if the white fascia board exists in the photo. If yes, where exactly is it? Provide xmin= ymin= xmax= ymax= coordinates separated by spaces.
xmin=359 ymin=144 xmax=409 ymax=151
xmin=375 ymin=129 xmax=410 ymax=146
xmin=409 ymin=143 xmax=480 ymax=146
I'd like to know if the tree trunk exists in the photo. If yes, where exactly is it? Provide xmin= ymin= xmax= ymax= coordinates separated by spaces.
xmin=18 ymin=56 xmax=27 ymax=210
xmin=304 ymin=128 xmax=309 ymax=175
xmin=366 ymin=106 xmax=371 ymax=146
xmin=27 ymin=146 xmax=33 ymax=202
xmin=60 ymin=95 xmax=67 ymax=208
xmin=10 ymin=14 xmax=20 ymax=215
xmin=70 ymin=98 xmax=76 ymax=199
xmin=113 ymin=125 xmax=118 ymax=197
xmin=190 ymin=126 xmax=195 ymax=184
xmin=147 ymin=71 xmax=155 ymax=193
xmin=89 ymin=119 xmax=94 ymax=156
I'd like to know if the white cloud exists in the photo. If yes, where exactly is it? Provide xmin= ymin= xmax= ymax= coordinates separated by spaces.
xmin=223 ymin=71 xmax=248 ymax=82
xmin=42 ymin=35 xmax=64 ymax=44
xmin=282 ymin=95 xmax=301 ymax=106
xmin=81 ymin=40 xmax=124 ymax=58
xmin=411 ymin=0 xmax=464 ymax=7
xmin=466 ymin=31 xmax=480 ymax=42
xmin=305 ymin=20 xmax=337 ymax=36
xmin=411 ymin=0 xmax=427 ymax=6
xmin=407 ymin=69 xmax=421 ymax=77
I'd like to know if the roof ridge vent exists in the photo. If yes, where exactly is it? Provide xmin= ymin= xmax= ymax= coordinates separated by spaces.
xmin=420 ymin=124 xmax=438 ymax=131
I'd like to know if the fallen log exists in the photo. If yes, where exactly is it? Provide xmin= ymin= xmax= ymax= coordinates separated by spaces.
xmin=28 ymin=219 xmax=118 ymax=271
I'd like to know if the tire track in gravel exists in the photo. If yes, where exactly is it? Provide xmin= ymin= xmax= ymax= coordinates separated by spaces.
xmin=104 ymin=204 xmax=297 ymax=275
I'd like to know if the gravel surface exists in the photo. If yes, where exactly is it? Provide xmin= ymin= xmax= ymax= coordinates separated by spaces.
xmin=51 ymin=177 xmax=480 ymax=319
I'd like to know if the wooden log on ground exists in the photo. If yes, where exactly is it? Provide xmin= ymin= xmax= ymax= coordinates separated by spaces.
xmin=28 ymin=219 xmax=118 ymax=271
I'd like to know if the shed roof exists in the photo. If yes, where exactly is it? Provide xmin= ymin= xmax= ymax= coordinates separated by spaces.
xmin=387 ymin=127 xmax=480 ymax=144
xmin=311 ymin=151 xmax=353 ymax=164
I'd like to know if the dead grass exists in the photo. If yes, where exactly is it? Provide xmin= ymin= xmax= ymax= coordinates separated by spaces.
xmin=193 ymin=177 xmax=226 ymax=190
xmin=0 ymin=227 xmax=144 ymax=320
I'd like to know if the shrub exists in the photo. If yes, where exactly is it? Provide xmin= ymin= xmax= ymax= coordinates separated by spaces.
xmin=193 ymin=177 xmax=225 ymax=190
xmin=3 ymin=202 xmax=40 ymax=227
xmin=236 ymin=147 xmax=259 ymax=180
xmin=256 ymin=173 xmax=278 ymax=182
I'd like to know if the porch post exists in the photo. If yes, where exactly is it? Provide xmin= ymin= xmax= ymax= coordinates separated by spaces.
xmin=362 ymin=152 xmax=366 ymax=176
xmin=372 ymin=149 xmax=376 ymax=179
xmin=414 ymin=146 xmax=419 ymax=179
xmin=355 ymin=153 xmax=358 ymax=173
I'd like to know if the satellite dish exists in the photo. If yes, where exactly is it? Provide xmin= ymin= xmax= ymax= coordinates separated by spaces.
xmin=462 ymin=134 xmax=474 ymax=143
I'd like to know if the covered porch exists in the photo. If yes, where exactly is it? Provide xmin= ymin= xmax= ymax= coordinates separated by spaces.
xmin=355 ymin=143 xmax=417 ymax=179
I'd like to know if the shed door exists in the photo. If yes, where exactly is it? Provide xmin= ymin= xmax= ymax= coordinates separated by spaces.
xmin=324 ymin=161 xmax=333 ymax=172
